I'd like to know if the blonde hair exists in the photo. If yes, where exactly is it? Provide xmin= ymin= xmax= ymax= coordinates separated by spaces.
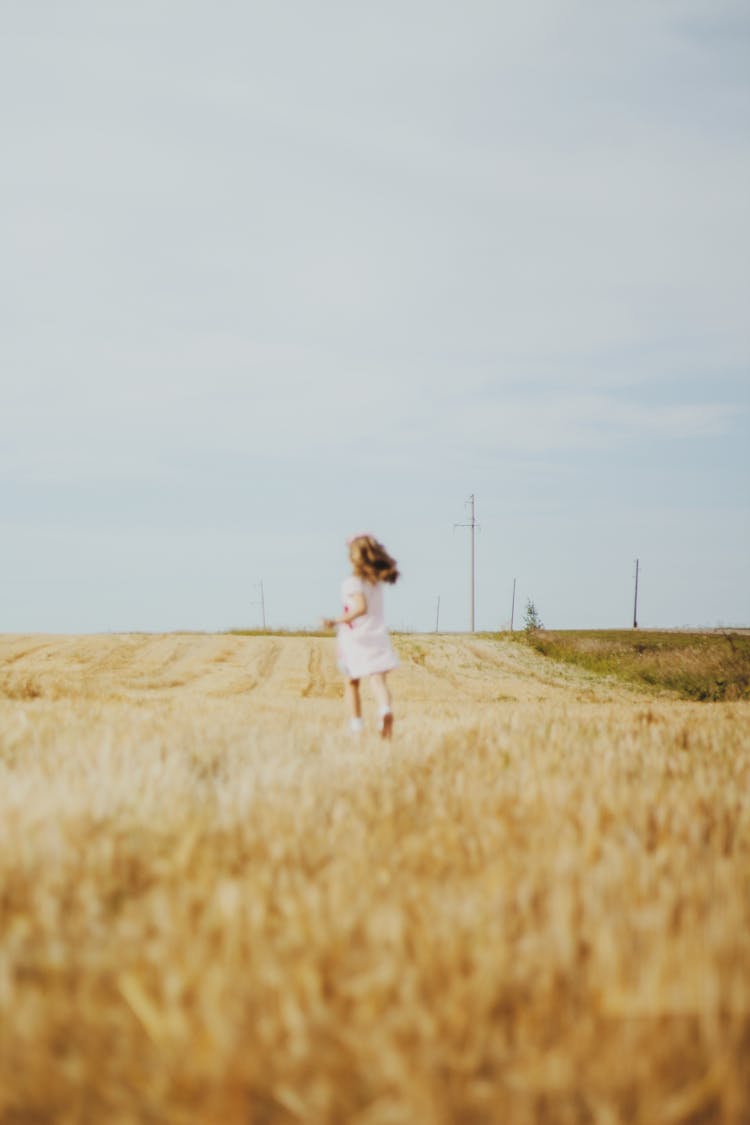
xmin=348 ymin=536 xmax=400 ymax=586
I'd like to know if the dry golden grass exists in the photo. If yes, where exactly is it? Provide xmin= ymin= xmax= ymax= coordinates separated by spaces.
xmin=0 ymin=633 xmax=749 ymax=1124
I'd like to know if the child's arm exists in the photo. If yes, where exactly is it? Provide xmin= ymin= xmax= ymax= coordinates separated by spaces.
xmin=323 ymin=593 xmax=366 ymax=630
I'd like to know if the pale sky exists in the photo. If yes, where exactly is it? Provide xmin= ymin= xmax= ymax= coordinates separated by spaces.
xmin=2 ymin=1 xmax=749 ymax=633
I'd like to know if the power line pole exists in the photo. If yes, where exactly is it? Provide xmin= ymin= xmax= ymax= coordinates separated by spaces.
xmin=632 ymin=559 xmax=639 ymax=630
xmin=435 ymin=595 xmax=441 ymax=633
xmin=510 ymin=577 xmax=517 ymax=632
xmin=259 ymin=580 xmax=266 ymax=630
xmin=454 ymin=494 xmax=478 ymax=632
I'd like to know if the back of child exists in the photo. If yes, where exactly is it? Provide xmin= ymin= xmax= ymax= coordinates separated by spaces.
xmin=323 ymin=534 xmax=399 ymax=737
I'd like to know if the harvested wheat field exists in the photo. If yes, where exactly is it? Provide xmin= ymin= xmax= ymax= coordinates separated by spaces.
xmin=1 ymin=633 xmax=749 ymax=1124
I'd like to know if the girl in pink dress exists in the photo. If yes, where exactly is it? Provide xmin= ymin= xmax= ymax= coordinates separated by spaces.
xmin=323 ymin=534 xmax=400 ymax=738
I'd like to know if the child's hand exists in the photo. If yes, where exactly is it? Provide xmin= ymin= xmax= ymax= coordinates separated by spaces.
xmin=322 ymin=617 xmax=337 ymax=630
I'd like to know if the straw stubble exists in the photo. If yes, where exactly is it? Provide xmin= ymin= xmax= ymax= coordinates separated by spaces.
xmin=0 ymin=634 xmax=748 ymax=1123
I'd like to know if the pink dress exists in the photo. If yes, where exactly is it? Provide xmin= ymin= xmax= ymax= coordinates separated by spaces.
xmin=336 ymin=575 xmax=399 ymax=679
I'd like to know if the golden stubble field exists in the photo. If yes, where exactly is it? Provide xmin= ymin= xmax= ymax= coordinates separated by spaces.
xmin=0 ymin=633 xmax=748 ymax=1124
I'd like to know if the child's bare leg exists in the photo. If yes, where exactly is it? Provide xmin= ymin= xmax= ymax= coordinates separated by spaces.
xmin=370 ymin=673 xmax=391 ymax=712
xmin=370 ymin=673 xmax=393 ymax=738
xmin=345 ymin=679 xmax=363 ymax=732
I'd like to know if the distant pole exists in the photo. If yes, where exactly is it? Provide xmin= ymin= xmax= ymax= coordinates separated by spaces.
xmin=510 ymin=577 xmax=517 ymax=632
xmin=470 ymin=494 xmax=475 ymax=632
xmin=260 ymin=580 xmax=266 ymax=630
xmin=632 ymin=559 xmax=639 ymax=629
xmin=454 ymin=494 xmax=479 ymax=632
xmin=435 ymin=595 xmax=441 ymax=633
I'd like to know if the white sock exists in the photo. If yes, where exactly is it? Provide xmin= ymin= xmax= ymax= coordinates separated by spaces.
xmin=377 ymin=707 xmax=393 ymax=730
xmin=350 ymin=717 xmax=364 ymax=733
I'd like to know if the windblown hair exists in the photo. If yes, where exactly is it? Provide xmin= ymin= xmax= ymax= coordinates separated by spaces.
xmin=349 ymin=536 xmax=400 ymax=586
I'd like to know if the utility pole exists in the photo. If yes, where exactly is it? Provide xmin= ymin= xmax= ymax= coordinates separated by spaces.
xmin=259 ymin=580 xmax=266 ymax=630
xmin=454 ymin=494 xmax=478 ymax=632
xmin=510 ymin=577 xmax=517 ymax=632
xmin=470 ymin=493 xmax=475 ymax=632
xmin=435 ymin=595 xmax=441 ymax=634
xmin=632 ymin=559 xmax=639 ymax=629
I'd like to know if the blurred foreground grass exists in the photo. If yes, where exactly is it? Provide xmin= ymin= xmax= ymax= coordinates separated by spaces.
xmin=1 ymin=635 xmax=749 ymax=1123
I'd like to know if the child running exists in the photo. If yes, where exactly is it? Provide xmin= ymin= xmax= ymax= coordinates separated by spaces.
xmin=323 ymin=534 xmax=400 ymax=738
